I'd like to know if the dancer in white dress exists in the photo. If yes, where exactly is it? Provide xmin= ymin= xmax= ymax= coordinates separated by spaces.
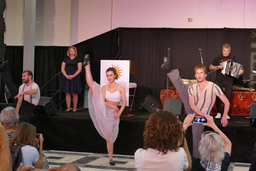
xmin=83 ymin=54 xmax=126 ymax=166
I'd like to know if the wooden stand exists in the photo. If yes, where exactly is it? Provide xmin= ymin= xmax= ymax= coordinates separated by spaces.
xmin=121 ymin=106 xmax=135 ymax=119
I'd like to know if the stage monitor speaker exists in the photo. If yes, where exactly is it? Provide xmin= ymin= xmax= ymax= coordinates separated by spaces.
xmin=250 ymin=102 xmax=256 ymax=118
xmin=141 ymin=94 xmax=162 ymax=113
xmin=35 ymin=96 xmax=57 ymax=116
xmin=163 ymin=98 xmax=183 ymax=115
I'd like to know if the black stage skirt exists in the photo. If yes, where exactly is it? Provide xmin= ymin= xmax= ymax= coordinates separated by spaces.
xmin=61 ymin=68 xmax=81 ymax=94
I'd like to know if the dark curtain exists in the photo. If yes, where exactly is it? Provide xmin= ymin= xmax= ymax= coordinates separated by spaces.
xmin=34 ymin=46 xmax=67 ymax=107
xmin=75 ymin=28 xmax=119 ymax=83
xmin=4 ymin=28 xmax=255 ymax=107
xmin=119 ymin=28 xmax=253 ymax=102
xmin=34 ymin=46 xmax=67 ymax=93
xmin=4 ymin=46 xmax=23 ymax=87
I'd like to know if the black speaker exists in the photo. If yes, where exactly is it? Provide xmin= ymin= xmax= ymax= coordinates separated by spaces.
xmin=35 ymin=96 xmax=57 ymax=116
xmin=163 ymin=98 xmax=183 ymax=115
xmin=250 ymin=102 xmax=256 ymax=118
xmin=250 ymin=102 xmax=256 ymax=126
xmin=141 ymin=94 xmax=162 ymax=113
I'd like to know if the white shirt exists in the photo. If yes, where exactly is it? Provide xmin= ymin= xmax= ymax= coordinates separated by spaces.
xmin=18 ymin=82 xmax=40 ymax=105
xmin=135 ymin=148 xmax=189 ymax=171
xmin=188 ymin=81 xmax=223 ymax=115
xmin=21 ymin=145 xmax=39 ymax=166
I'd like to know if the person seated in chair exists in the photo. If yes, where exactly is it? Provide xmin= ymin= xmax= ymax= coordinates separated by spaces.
xmin=14 ymin=70 xmax=40 ymax=123
xmin=0 ymin=63 xmax=40 ymax=123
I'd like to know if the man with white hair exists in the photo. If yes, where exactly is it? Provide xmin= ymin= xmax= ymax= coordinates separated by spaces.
xmin=0 ymin=106 xmax=19 ymax=139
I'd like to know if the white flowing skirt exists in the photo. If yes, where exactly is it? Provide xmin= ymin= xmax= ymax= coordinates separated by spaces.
xmin=88 ymin=81 xmax=120 ymax=143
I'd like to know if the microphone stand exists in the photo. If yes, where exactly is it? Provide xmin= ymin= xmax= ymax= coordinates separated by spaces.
xmin=166 ymin=48 xmax=171 ymax=97
xmin=199 ymin=48 xmax=204 ymax=65
xmin=208 ymin=67 xmax=222 ymax=75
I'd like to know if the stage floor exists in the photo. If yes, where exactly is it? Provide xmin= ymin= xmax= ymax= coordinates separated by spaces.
xmin=30 ymin=108 xmax=256 ymax=163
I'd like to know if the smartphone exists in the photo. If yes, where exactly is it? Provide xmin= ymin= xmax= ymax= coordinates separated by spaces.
xmin=192 ymin=116 xmax=207 ymax=124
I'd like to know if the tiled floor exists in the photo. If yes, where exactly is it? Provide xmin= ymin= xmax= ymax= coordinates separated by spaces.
xmin=45 ymin=150 xmax=135 ymax=171
xmin=44 ymin=150 xmax=251 ymax=171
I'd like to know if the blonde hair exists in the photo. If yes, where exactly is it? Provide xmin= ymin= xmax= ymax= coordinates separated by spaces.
xmin=199 ymin=131 xmax=225 ymax=163
xmin=67 ymin=46 xmax=78 ymax=57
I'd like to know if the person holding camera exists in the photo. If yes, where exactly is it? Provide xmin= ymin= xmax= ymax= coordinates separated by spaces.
xmin=135 ymin=110 xmax=192 ymax=171
xmin=10 ymin=122 xmax=44 ymax=168
xmin=190 ymin=115 xmax=232 ymax=171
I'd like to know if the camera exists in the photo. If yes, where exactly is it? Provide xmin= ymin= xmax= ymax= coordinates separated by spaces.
xmin=36 ymin=133 xmax=40 ymax=139
xmin=192 ymin=116 xmax=207 ymax=124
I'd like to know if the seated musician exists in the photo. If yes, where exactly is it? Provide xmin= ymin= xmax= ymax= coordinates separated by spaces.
xmin=209 ymin=43 xmax=244 ymax=119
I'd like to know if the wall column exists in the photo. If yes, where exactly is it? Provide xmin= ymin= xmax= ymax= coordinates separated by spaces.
xmin=23 ymin=0 xmax=36 ymax=73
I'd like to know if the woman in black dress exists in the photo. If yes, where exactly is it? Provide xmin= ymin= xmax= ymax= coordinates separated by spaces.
xmin=61 ymin=46 xmax=82 ymax=112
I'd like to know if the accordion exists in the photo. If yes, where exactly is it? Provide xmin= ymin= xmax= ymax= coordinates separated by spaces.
xmin=221 ymin=61 xmax=243 ymax=78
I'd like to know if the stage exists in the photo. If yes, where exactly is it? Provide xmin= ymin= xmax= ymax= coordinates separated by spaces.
xmin=30 ymin=108 xmax=256 ymax=163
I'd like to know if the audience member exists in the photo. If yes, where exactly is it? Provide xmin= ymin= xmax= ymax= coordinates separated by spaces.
xmin=134 ymin=111 xmax=192 ymax=171
xmin=15 ymin=163 xmax=81 ymax=171
xmin=0 ymin=121 xmax=12 ymax=171
xmin=10 ymin=122 xmax=44 ymax=169
xmin=49 ymin=163 xmax=81 ymax=171
xmin=16 ymin=163 xmax=35 ymax=171
xmin=190 ymin=115 xmax=232 ymax=171
xmin=0 ymin=106 xmax=19 ymax=140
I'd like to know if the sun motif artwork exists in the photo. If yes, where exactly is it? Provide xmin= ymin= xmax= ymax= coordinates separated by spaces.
xmin=112 ymin=65 xmax=122 ymax=78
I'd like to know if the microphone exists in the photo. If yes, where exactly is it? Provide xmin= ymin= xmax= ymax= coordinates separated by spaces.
xmin=161 ymin=57 xmax=170 ymax=70
xmin=198 ymin=48 xmax=202 ymax=52
xmin=163 ymin=57 xmax=168 ymax=63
